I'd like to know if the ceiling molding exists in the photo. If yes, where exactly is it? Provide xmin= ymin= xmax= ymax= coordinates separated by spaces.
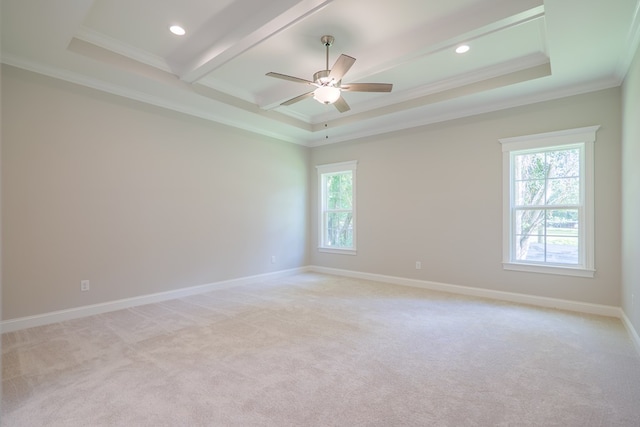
xmin=616 ymin=0 xmax=640 ymax=81
xmin=0 ymin=51 xmax=620 ymax=149
xmin=351 ymin=4 xmax=546 ymax=83
xmin=74 ymin=25 xmax=172 ymax=73
xmin=308 ymin=53 xmax=551 ymax=125
xmin=174 ymin=0 xmax=334 ymax=83
xmin=313 ymin=63 xmax=552 ymax=133
xmin=307 ymin=76 xmax=622 ymax=148
xmin=260 ymin=47 xmax=550 ymax=125
xmin=191 ymin=83 xmax=312 ymax=132
xmin=257 ymin=4 xmax=546 ymax=111
xmin=2 ymin=0 xmax=636 ymax=147
xmin=0 ymin=55 xmax=306 ymax=145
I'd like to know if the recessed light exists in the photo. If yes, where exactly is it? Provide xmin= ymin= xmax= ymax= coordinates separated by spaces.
xmin=455 ymin=44 xmax=470 ymax=54
xmin=169 ymin=25 xmax=186 ymax=36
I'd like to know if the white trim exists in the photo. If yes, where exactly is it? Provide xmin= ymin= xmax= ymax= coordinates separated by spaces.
xmin=315 ymin=160 xmax=358 ymax=173
xmin=318 ymin=248 xmax=357 ymax=255
xmin=308 ymin=265 xmax=620 ymax=317
xmin=74 ymin=26 xmax=172 ymax=73
xmin=616 ymin=0 xmax=640 ymax=81
xmin=0 ymin=267 xmax=309 ymax=333
xmin=3 ymin=266 xmax=636 ymax=355
xmin=621 ymin=311 xmax=640 ymax=357
xmin=1 ymin=52 xmax=620 ymax=148
xmin=310 ymin=52 xmax=551 ymax=126
xmin=498 ymin=125 xmax=600 ymax=150
xmin=317 ymin=161 xmax=358 ymax=253
xmin=0 ymin=56 xmax=305 ymax=146
xmin=499 ymin=126 xmax=599 ymax=276
xmin=307 ymin=78 xmax=619 ymax=148
xmin=503 ymin=262 xmax=595 ymax=278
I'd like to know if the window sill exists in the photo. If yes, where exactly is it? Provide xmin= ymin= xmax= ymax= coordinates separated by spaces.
xmin=318 ymin=247 xmax=357 ymax=256
xmin=503 ymin=262 xmax=595 ymax=278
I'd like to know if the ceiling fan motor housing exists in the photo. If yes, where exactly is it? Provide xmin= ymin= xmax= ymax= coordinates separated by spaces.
xmin=313 ymin=70 xmax=338 ymax=86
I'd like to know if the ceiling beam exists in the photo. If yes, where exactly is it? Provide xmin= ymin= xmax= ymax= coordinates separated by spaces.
xmin=170 ymin=0 xmax=333 ymax=84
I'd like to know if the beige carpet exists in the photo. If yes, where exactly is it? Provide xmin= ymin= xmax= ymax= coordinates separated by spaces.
xmin=2 ymin=273 xmax=640 ymax=426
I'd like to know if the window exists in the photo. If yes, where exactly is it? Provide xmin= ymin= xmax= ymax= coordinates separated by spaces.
xmin=317 ymin=161 xmax=357 ymax=254
xmin=499 ymin=126 xmax=599 ymax=277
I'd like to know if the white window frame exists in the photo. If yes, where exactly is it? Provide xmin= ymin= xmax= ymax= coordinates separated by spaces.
xmin=317 ymin=160 xmax=357 ymax=255
xmin=499 ymin=126 xmax=599 ymax=278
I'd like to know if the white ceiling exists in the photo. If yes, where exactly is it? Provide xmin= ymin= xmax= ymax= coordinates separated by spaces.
xmin=2 ymin=0 xmax=639 ymax=146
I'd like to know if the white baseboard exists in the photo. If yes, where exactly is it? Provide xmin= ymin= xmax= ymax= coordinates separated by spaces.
xmin=311 ymin=263 xmax=640 ymax=356
xmin=1 ymin=265 xmax=628 ymax=336
xmin=0 ymin=267 xmax=309 ymax=333
xmin=621 ymin=311 xmax=640 ymax=357
xmin=308 ymin=265 xmax=621 ymax=318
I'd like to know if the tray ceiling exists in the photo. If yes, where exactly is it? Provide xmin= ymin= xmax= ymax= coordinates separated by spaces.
xmin=2 ymin=0 xmax=639 ymax=145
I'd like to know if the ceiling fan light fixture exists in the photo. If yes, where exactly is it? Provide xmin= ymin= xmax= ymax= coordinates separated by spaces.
xmin=313 ymin=85 xmax=341 ymax=104
xmin=266 ymin=35 xmax=392 ymax=112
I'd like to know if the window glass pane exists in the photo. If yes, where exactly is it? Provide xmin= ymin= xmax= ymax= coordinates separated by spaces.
xmin=515 ymin=179 xmax=545 ymax=206
xmin=514 ymin=209 xmax=545 ymax=261
xmin=547 ymin=177 xmax=580 ymax=204
xmin=515 ymin=235 xmax=545 ymax=262
xmin=338 ymin=173 xmax=352 ymax=209
xmin=326 ymin=172 xmax=352 ymax=210
xmin=325 ymin=212 xmax=353 ymax=247
xmin=514 ymin=152 xmax=547 ymax=181
xmin=547 ymin=148 xmax=579 ymax=178
xmin=546 ymin=209 xmax=579 ymax=235
xmin=546 ymin=236 xmax=579 ymax=264
xmin=325 ymin=175 xmax=339 ymax=209
xmin=515 ymin=209 xmax=545 ymax=236
xmin=545 ymin=209 xmax=579 ymax=264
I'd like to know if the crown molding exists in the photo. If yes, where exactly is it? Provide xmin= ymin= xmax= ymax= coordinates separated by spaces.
xmin=0 ymin=49 xmax=623 ymax=149
xmin=0 ymin=55 xmax=306 ymax=145
xmin=310 ymin=53 xmax=551 ymax=126
xmin=74 ymin=26 xmax=172 ymax=73
xmin=307 ymin=76 xmax=621 ymax=147
xmin=616 ymin=0 xmax=640 ymax=81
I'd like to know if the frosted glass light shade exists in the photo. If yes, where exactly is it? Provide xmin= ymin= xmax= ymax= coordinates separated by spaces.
xmin=313 ymin=86 xmax=341 ymax=104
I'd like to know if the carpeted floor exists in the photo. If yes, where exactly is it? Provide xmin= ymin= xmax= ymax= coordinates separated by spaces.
xmin=2 ymin=273 xmax=640 ymax=426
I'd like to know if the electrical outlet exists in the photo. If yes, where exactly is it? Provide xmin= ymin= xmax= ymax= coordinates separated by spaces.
xmin=271 ymin=255 xmax=276 ymax=264
xmin=80 ymin=280 xmax=90 ymax=292
xmin=415 ymin=261 xmax=422 ymax=270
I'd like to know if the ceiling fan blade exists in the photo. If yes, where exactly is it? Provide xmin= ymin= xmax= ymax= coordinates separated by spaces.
xmin=341 ymin=83 xmax=393 ymax=92
xmin=266 ymin=72 xmax=313 ymax=85
xmin=333 ymin=96 xmax=350 ymax=113
xmin=281 ymin=91 xmax=314 ymax=106
xmin=328 ymin=54 xmax=356 ymax=81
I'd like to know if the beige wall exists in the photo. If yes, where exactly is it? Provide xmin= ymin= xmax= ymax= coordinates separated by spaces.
xmin=0 ymin=63 xmax=627 ymax=321
xmin=622 ymin=44 xmax=640 ymax=332
xmin=1 ymin=65 xmax=310 ymax=320
xmin=311 ymin=88 xmax=622 ymax=306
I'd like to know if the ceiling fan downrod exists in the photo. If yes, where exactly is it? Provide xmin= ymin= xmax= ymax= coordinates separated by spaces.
xmin=321 ymin=35 xmax=334 ymax=71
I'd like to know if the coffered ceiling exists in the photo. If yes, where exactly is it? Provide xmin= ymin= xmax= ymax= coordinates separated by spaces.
xmin=2 ymin=0 xmax=639 ymax=145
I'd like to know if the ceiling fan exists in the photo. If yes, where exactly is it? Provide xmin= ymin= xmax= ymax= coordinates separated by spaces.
xmin=266 ymin=35 xmax=393 ymax=113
